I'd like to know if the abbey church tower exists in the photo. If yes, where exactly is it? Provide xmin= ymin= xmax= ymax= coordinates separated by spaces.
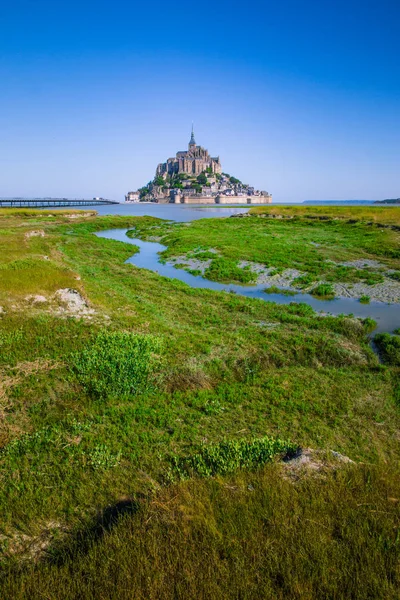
xmin=156 ymin=127 xmax=222 ymax=178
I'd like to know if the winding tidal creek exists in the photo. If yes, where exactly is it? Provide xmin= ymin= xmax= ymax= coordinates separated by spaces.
xmin=96 ymin=227 xmax=400 ymax=335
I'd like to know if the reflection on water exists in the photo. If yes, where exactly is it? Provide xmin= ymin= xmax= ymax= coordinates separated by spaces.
xmin=96 ymin=229 xmax=400 ymax=335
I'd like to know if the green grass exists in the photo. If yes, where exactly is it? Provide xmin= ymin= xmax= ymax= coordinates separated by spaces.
xmin=264 ymin=285 xmax=297 ymax=296
xmin=0 ymin=209 xmax=399 ymax=597
xmin=311 ymin=283 xmax=335 ymax=299
xmin=1 ymin=464 xmax=399 ymax=600
xmin=249 ymin=203 xmax=400 ymax=226
xmin=359 ymin=294 xmax=371 ymax=304
xmin=204 ymin=256 xmax=257 ymax=284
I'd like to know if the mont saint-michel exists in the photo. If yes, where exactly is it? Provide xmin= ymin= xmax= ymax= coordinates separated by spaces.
xmin=125 ymin=128 xmax=272 ymax=204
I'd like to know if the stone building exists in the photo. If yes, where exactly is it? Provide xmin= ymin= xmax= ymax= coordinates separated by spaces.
xmin=125 ymin=191 xmax=140 ymax=202
xmin=156 ymin=127 xmax=222 ymax=178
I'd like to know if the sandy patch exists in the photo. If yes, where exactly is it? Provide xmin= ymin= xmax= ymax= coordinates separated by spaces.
xmin=25 ymin=229 xmax=45 ymax=239
xmin=0 ymin=520 xmax=66 ymax=562
xmin=237 ymin=260 xmax=400 ymax=303
xmin=283 ymin=447 xmax=353 ymax=480
xmin=55 ymin=288 xmax=95 ymax=317
xmin=66 ymin=212 xmax=96 ymax=219
xmin=25 ymin=295 xmax=47 ymax=304
xmin=339 ymin=259 xmax=386 ymax=270
xmin=238 ymin=261 xmax=305 ymax=289
xmin=333 ymin=280 xmax=400 ymax=303
xmin=168 ymin=256 xmax=212 ymax=274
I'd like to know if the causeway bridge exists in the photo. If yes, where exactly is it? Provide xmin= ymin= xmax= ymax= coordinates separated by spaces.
xmin=0 ymin=197 xmax=119 ymax=208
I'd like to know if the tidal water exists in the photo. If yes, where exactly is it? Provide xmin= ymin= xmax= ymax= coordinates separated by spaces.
xmin=96 ymin=228 xmax=400 ymax=335
xmin=94 ymin=202 xmax=250 ymax=221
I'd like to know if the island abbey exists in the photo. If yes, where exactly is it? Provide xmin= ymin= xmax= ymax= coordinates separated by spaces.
xmin=126 ymin=128 xmax=272 ymax=205
xmin=156 ymin=127 xmax=222 ymax=177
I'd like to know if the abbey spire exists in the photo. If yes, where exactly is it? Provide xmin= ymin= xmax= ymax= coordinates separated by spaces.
xmin=189 ymin=124 xmax=196 ymax=148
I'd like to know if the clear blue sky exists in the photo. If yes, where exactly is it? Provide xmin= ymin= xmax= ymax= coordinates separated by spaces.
xmin=1 ymin=0 xmax=399 ymax=202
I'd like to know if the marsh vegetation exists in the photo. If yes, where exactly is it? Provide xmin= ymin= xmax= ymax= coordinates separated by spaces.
xmin=0 ymin=206 xmax=399 ymax=598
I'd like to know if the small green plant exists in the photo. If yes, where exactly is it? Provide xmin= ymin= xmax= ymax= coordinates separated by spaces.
xmin=311 ymin=283 xmax=335 ymax=299
xmin=169 ymin=437 xmax=296 ymax=479
xmin=87 ymin=445 xmax=121 ymax=470
xmin=293 ymin=273 xmax=316 ymax=288
xmin=359 ymin=295 xmax=370 ymax=304
xmin=393 ymin=328 xmax=400 ymax=335
xmin=71 ymin=330 xmax=161 ymax=399
xmin=374 ymin=333 xmax=400 ymax=366
xmin=362 ymin=317 xmax=377 ymax=333
xmin=389 ymin=271 xmax=400 ymax=281
xmin=363 ymin=273 xmax=384 ymax=285
xmin=204 ymin=257 xmax=257 ymax=284
xmin=264 ymin=286 xmax=296 ymax=296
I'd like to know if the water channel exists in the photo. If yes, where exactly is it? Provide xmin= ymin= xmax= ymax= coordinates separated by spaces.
xmin=96 ymin=216 xmax=400 ymax=335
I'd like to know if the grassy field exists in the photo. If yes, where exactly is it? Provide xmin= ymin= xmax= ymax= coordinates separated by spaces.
xmin=249 ymin=203 xmax=400 ymax=225
xmin=0 ymin=207 xmax=399 ymax=598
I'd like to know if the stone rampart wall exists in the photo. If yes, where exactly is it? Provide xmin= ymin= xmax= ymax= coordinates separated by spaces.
xmin=216 ymin=195 xmax=272 ymax=204
xmin=169 ymin=194 xmax=273 ymax=205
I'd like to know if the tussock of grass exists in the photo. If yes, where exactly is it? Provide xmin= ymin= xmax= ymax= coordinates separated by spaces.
xmin=311 ymin=283 xmax=335 ymax=299
xmin=264 ymin=285 xmax=296 ymax=296
xmin=204 ymin=256 xmax=257 ymax=284
xmin=374 ymin=333 xmax=400 ymax=366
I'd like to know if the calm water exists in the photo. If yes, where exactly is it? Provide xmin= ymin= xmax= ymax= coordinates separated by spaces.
xmin=96 ymin=228 xmax=400 ymax=335
xmin=94 ymin=203 xmax=250 ymax=221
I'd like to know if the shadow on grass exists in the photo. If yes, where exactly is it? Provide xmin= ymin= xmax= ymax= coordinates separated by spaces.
xmin=46 ymin=497 xmax=141 ymax=566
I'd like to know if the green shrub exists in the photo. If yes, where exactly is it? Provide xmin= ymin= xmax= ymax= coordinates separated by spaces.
xmin=363 ymin=317 xmax=377 ymax=333
xmin=394 ymin=328 xmax=400 ymax=335
xmin=204 ymin=257 xmax=257 ymax=284
xmin=374 ymin=333 xmax=400 ymax=366
xmin=311 ymin=283 xmax=335 ymax=299
xmin=170 ymin=436 xmax=296 ymax=479
xmin=359 ymin=295 xmax=370 ymax=304
xmin=264 ymin=286 xmax=296 ymax=296
xmin=71 ymin=330 xmax=161 ymax=399
xmin=389 ymin=271 xmax=400 ymax=281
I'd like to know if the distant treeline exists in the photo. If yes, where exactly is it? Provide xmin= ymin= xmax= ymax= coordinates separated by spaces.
xmin=375 ymin=198 xmax=400 ymax=204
